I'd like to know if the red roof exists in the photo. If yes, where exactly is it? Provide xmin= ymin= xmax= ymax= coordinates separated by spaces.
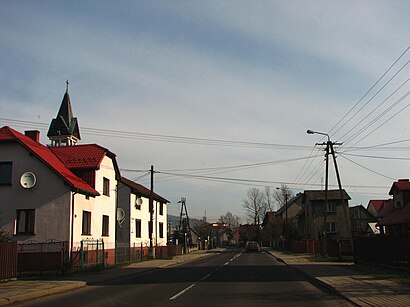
xmin=120 ymin=177 xmax=169 ymax=203
xmin=377 ymin=204 xmax=410 ymax=226
xmin=50 ymin=144 xmax=109 ymax=169
xmin=368 ymin=199 xmax=392 ymax=213
xmin=0 ymin=126 xmax=98 ymax=196
xmin=389 ymin=179 xmax=410 ymax=195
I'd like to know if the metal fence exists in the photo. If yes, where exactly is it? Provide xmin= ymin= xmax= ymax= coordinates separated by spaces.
xmin=18 ymin=240 xmax=68 ymax=274
xmin=78 ymin=239 xmax=105 ymax=270
xmin=115 ymin=243 xmax=183 ymax=264
xmin=115 ymin=242 xmax=146 ymax=263
xmin=0 ymin=241 xmax=17 ymax=280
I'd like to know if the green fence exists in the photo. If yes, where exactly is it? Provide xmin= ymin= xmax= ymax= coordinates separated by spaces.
xmin=80 ymin=239 xmax=105 ymax=270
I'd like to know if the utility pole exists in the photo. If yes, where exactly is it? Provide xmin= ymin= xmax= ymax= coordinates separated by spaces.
xmin=329 ymin=141 xmax=353 ymax=254
xmin=178 ymin=197 xmax=191 ymax=254
xmin=307 ymin=130 xmax=343 ymax=256
xmin=149 ymin=165 xmax=155 ymax=259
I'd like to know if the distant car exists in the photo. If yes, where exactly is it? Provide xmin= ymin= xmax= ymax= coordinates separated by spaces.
xmin=245 ymin=241 xmax=260 ymax=252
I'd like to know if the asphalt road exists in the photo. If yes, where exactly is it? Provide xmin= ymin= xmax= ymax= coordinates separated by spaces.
xmin=20 ymin=248 xmax=353 ymax=306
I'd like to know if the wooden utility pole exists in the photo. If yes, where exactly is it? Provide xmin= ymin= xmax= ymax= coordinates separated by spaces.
xmin=149 ymin=165 xmax=155 ymax=259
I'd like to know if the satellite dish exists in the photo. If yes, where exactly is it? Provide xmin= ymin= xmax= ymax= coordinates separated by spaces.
xmin=20 ymin=172 xmax=36 ymax=189
xmin=117 ymin=208 xmax=125 ymax=221
xmin=136 ymin=197 xmax=143 ymax=206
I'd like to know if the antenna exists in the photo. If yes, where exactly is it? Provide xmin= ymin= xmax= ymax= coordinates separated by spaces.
xmin=20 ymin=172 xmax=36 ymax=189
xmin=117 ymin=208 xmax=126 ymax=228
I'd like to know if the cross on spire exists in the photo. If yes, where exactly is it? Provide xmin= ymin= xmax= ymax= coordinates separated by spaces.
xmin=66 ymin=80 xmax=69 ymax=93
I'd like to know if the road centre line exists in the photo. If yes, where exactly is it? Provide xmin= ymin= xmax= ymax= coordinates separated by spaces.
xmin=169 ymin=252 xmax=242 ymax=301
xmin=169 ymin=283 xmax=196 ymax=301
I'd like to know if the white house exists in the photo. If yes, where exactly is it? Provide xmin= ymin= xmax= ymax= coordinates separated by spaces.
xmin=0 ymin=87 xmax=170 ymax=266
xmin=0 ymin=89 xmax=120 ymax=265
xmin=117 ymin=177 xmax=169 ymax=260
xmin=50 ymin=143 xmax=120 ymax=264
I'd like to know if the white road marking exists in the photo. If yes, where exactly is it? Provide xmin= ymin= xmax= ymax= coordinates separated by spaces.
xmin=169 ymin=283 xmax=196 ymax=301
xmin=169 ymin=251 xmax=243 ymax=301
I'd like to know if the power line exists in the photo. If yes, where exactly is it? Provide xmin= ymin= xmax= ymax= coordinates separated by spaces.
xmin=334 ymin=58 xmax=410 ymax=142
xmin=339 ymin=154 xmax=396 ymax=180
xmin=160 ymin=155 xmax=318 ymax=173
xmin=0 ymin=117 xmax=313 ymax=151
xmin=342 ymin=153 xmax=410 ymax=160
xmin=291 ymin=146 xmax=322 ymax=188
xmin=338 ymin=77 xmax=410 ymax=144
xmin=344 ymin=91 xmax=410 ymax=150
xmin=329 ymin=45 xmax=410 ymax=138
xmin=156 ymin=170 xmax=388 ymax=190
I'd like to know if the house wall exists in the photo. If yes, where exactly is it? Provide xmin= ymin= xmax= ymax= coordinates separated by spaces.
xmin=71 ymin=155 xmax=117 ymax=264
xmin=155 ymin=200 xmax=167 ymax=246
xmin=304 ymin=198 xmax=351 ymax=240
xmin=0 ymin=143 xmax=71 ymax=243
xmin=116 ymin=183 xmax=131 ymax=244
xmin=128 ymin=195 xmax=168 ymax=248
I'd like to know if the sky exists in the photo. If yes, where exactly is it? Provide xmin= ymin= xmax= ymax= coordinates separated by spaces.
xmin=1 ymin=1 xmax=410 ymax=222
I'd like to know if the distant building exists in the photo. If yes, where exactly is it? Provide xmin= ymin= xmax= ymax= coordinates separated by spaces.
xmin=297 ymin=189 xmax=352 ymax=241
xmin=377 ymin=179 xmax=410 ymax=235
xmin=349 ymin=205 xmax=377 ymax=238
xmin=367 ymin=199 xmax=392 ymax=219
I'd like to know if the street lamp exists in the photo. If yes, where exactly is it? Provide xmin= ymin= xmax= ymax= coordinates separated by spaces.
xmin=306 ymin=129 xmax=330 ymax=142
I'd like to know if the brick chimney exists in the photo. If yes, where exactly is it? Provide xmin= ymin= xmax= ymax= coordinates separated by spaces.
xmin=25 ymin=130 xmax=40 ymax=143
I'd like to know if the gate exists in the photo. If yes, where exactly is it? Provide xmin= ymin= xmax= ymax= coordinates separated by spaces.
xmin=80 ymin=239 xmax=105 ymax=269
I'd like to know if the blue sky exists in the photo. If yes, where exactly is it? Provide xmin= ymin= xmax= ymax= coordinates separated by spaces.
xmin=1 ymin=1 xmax=410 ymax=222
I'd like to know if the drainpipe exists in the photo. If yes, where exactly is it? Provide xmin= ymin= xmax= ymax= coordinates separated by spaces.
xmin=70 ymin=191 xmax=78 ymax=266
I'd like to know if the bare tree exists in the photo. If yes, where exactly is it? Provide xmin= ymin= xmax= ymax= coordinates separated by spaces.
xmin=263 ymin=186 xmax=275 ymax=212
xmin=274 ymin=184 xmax=294 ymax=209
xmin=219 ymin=211 xmax=240 ymax=229
xmin=243 ymin=187 xmax=264 ymax=225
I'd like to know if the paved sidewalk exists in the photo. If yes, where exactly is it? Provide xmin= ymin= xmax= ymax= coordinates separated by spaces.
xmin=266 ymin=249 xmax=410 ymax=307
xmin=0 ymin=248 xmax=221 ymax=306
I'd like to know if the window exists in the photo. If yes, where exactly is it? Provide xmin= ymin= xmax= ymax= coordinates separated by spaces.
xmin=102 ymin=215 xmax=109 ymax=236
xmin=148 ymin=221 xmax=153 ymax=236
xmin=159 ymin=222 xmax=164 ymax=238
xmin=327 ymin=203 xmax=336 ymax=212
xmin=327 ymin=222 xmax=337 ymax=233
xmin=0 ymin=162 xmax=12 ymax=185
xmin=16 ymin=209 xmax=35 ymax=234
xmin=103 ymin=177 xmax=110 ymax=196
xmin=159 ymin=202 xmax=164 ymax=215
xmin=82 ymin=211 xmax=91 ymax=235
xmin=135 ymin=219 xmax=141 ymax=238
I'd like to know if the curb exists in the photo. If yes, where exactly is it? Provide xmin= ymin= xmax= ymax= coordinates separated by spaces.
xmin=264 ymin=250 xmax=360 ymax=307
xmin=0 ymin=282 xmax=86 ymax=306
